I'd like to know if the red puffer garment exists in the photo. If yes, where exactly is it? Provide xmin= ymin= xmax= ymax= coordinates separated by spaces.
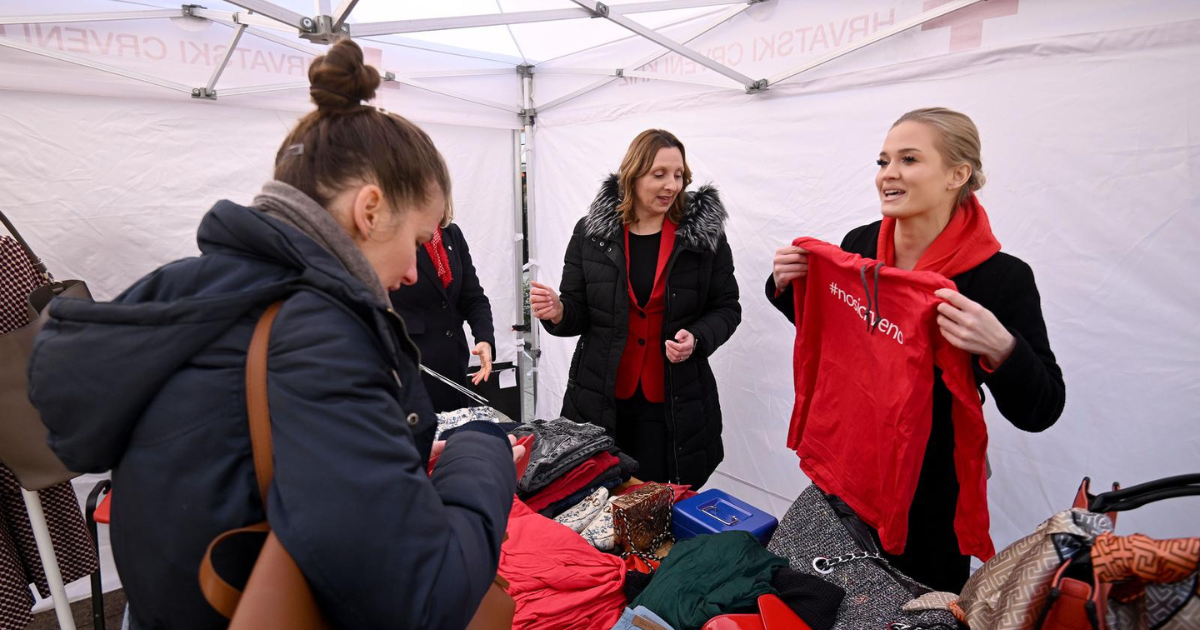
xmin=499 ymin=499 xmax=627 ymax=630
xmin=788 ymin=237 xmax=994 ymax=561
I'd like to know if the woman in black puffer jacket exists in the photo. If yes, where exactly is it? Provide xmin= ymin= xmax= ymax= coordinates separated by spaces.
xmin=532 ymin=129 xmax=741 ymax=488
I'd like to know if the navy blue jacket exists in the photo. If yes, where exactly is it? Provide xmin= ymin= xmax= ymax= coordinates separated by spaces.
xmin=28 ymin=201 xmax=516 ymax=630
xmin=390 ymin=223 xmax=495 ymax=412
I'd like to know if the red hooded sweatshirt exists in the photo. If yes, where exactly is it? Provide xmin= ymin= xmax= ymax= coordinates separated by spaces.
xmin=788 ymin=237 xmax=995 ymax=560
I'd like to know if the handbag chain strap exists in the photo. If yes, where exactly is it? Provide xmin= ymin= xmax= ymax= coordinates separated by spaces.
xmin=614 ymin=486 xmax=676 ymax=572
xmin=811 ymin=550 xmax=884 ymax=575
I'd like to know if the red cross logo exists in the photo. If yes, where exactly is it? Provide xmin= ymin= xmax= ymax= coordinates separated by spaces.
xmin=922 ymin=0 xmax=1020 ymax=52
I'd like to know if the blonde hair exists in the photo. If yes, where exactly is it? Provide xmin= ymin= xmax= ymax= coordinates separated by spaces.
xmin=616 ymin=129 xmax=692 ymax=225
xmin=893 ymin=107 xmax=986 ymax=206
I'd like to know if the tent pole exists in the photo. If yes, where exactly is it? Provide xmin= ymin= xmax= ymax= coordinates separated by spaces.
xmin=0 ymin=37 xmax=192 ymax=94
xmin=536 ymin=67 xmax=745 ymax=90
xmin=570 ymin=0 xmax=757 ymax=89
xmin=222 ymin=0 xmax=308 ymax=31
xmin=394 ymin=77 xmax=523 ymax=113
xmin=348 ymin=0 xmax=749 ymax=37
xmin=198 ymin=23 xmax=249 ymax=100
xmin=332 ymin=0 xmax=360 ymax=30
xmin=0 ymin=9 xmax=179 ymax=25
xmin=769 ymin=0 xmax=986 ymax=86
xmin=536 ymin=3 xmax=751 ymax=113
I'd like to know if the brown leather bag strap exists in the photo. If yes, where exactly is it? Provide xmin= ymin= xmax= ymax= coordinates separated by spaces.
xmin=199 ymin=521 xmax=271 ymax=618
xmin=246 ymin=301 xmax=284 ymax=506
xmin=199 ymin=301 xmax=284 ymax=618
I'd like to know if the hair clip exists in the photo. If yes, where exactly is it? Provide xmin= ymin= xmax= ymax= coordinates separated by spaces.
xmin=285 ymin=143 xmax=304 ymax=156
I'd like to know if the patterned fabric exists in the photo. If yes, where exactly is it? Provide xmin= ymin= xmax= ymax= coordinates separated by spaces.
xmin=511 ymin=418 xmax=614 ymax=495
xmin=582 ymin=498 xmax=616 ymax=551
xmin=766 ymin=484 xmax=959 ymax=630
xmin=953 ymin=508 xmax=1113 ymax=630
xmin=1107 ymin=576 xmax=1200 ymax=630
xmin=0 ymin=235 xmax=100 ymax=630
xmin=0 ymin=236 xmax=41 ymax=335
xmin=554 ymin=487 xmax=608 ymax=533
xmin=1094 ymin=532 xmax=1200 ymax=585
xmin=902 ymin=591 xmax=959 ymax=612
xmin=422 ymin=226 xmax=453 ymax=288
xmin=434 ymin=405 xmax=510 ymax=440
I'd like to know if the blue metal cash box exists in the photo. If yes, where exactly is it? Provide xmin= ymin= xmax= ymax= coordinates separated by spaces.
xmin=672 ymin=489 xmax=778 ymax=546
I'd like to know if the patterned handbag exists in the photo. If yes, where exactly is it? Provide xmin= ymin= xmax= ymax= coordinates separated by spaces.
xmin=953 ymin=474 xmax=1200 ymax=630
xmin=766 ymin=483 xmax=960 ymax=630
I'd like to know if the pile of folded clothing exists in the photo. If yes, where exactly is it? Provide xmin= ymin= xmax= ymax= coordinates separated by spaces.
xmin=500 ymin=499 xmax=628 ymax=630
xmin=511 ymin=417 xmax=639 ymax=518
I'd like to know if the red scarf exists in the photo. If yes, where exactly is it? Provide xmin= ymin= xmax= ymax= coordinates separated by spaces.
xmin=423 ymin=227 xmax=453 ymax=288
xmin=876 ymin=193 xmax=1001 ymax=277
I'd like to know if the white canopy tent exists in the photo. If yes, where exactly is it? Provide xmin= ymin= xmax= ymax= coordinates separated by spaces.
xmin=2 ymin=0 xmax=1198 ymax=621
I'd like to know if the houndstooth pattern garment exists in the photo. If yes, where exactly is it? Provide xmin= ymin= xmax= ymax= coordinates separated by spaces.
xmin=0 ymin=235 xmax=100 ymax=630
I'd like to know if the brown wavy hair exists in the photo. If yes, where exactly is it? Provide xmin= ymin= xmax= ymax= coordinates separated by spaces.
xmin=273 ymin=38 xmax=451 ymax=220
xmin=616 ymin=129 xmax=692 ymax=225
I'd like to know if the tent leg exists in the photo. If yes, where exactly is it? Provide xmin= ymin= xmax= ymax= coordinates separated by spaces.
xmin=22 ymin=488 xmax=78 ymax=630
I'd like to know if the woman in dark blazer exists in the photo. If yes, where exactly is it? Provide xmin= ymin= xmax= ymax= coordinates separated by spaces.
xmin=767 ymin=107 xmax=1065 ymax=593
xmin=390 ymin=214 xmax=497 ymax=413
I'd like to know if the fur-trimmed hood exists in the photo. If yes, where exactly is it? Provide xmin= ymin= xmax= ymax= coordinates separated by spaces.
xmin=583 ymin=173 xmax=727 ymax=253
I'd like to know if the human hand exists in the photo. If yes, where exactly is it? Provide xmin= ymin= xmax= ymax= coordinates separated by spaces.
xmin=773 ymin=245 xmax=809 ymax=289
xmin=934 ymin=288 xmax=1016 ymax=369
xmin=469 ymin=342 xmax=493 ymax=385
xmin=664 ymin=329 xmax=696 ymax=363
xmin=530 ymin=281 xmax=563 ymax=324
xmin=508 ymin=434 xmax=527 ymax=465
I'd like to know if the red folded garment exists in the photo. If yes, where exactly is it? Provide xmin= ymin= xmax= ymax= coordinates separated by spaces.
xmin=501 ymin=499 xmax=626 ymax=630
xmin=524 ymin=452 xmax=620 ymax=512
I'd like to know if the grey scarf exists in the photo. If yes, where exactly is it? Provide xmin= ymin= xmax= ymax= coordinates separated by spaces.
xmin=253 ymin=180 xmax=388 ymax=304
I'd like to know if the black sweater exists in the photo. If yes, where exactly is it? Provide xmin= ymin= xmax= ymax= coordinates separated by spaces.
xmin=766 ymin=221 xmax=1065 ymax=591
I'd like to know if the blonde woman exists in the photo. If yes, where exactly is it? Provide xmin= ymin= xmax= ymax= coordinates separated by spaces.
xmin=531 ymin=129 xmax=741 ymax=488
xmin=767 ymin=108 xmax=1065 ymax=592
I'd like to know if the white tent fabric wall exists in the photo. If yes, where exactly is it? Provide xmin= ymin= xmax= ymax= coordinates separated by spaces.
xmin=531 ymin=1 xmax=1200 ymax=559
xmin=1 ymin=0 xmax=1199 ymax=615
xmin=0 ymin=86 xmax=519 ymax=607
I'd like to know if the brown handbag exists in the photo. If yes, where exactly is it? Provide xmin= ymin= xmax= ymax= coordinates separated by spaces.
xmin=0 ymin=210 xmax=92 ymax=491
xmin=199 ymin=301 xmax=516 ymax=629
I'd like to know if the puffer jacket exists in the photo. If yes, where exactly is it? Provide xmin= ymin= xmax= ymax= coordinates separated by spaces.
xmin=542 ymin=174 xmax=741 ymax=487
xmin=28 ymin=199 xmax=516 ymax=630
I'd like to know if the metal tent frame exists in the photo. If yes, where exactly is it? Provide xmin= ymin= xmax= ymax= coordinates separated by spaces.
xmin=0 ymin=0 xmax=985 ymax=112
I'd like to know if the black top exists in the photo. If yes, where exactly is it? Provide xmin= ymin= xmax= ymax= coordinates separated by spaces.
xmin=628 ymin=230 xmax=662 ymax=307
xmin=766 ymin=220 xmax=1065 ymax=593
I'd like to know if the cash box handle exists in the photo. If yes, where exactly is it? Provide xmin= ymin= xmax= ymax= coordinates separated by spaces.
xmin=701 ymin=505 xmax=739 ymax=526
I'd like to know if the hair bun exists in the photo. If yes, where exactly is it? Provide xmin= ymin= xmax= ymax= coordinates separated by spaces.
xmin=309 ymin=39 xmax=381 ymax=111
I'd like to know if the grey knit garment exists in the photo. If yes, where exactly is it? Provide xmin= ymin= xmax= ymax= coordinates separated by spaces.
xmin=253 ymin=180 xmax=388 ymax=305
xmin=766 ymin=484 xmax=960 ymax=630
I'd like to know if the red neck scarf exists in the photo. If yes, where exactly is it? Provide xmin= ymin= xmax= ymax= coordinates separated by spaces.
xmin=423 ymin=226 xmax=453 ymax=288
xmin=876 ymin=193 xmax=1001 ymax=278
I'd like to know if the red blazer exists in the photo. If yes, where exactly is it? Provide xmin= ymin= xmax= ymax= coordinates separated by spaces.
xmin=616 ymin=220 xmax=677 ymax=402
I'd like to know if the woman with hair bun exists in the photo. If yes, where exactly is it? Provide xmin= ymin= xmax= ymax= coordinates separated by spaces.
xmin=29 ymin=39 xmax=520 ymax=629
xmin=767 ymin=108 xmax=1065 ymax=592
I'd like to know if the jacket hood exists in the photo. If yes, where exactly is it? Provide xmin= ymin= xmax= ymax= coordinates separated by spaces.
xmin=583 ymin=173 xmax=728 ymax=253
xmin=28 ymin=200 xmax=390 ymax=473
